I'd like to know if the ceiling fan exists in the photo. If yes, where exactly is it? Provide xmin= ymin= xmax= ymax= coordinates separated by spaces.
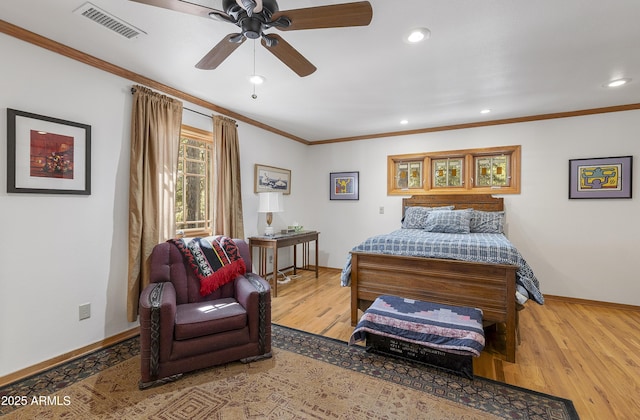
xmin=130 ymin=0 xmax=373 ymax=77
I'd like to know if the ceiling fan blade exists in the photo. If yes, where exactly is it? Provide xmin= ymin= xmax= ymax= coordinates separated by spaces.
xmin=261 ymin=34 xmax=316 ymax=77
xmin=129 ymin=0 xmax=227 ymax=19
xmin=196 ymin=34 xmax=246 ymax=69
xmin=272 ymin=1 xmax=373 ymax=31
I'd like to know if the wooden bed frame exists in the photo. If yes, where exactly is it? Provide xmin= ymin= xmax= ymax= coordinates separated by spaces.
xmin=349 ymin=194 xmax=518 ymax=362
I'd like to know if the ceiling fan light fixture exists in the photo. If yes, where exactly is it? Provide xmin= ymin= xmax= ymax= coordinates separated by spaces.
xmin=406 ymin=27 xmax=431 ymax=43
xmin=605 ymin=78 xmax=631 ymax=88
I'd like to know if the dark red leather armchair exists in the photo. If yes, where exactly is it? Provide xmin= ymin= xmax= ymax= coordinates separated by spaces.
xmin=138 ymin=238 xmax=271 ymax=389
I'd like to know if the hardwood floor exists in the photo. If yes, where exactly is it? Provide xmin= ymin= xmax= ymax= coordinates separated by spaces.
xmin=271 ymin=267 xmax=640 ymax=420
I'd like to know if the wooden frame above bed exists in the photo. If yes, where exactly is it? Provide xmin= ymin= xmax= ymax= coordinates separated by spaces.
xmin=387 ymin=145 xmax=521 ymax=196
xmin=350 ymin=194 xmax=519 ymax=363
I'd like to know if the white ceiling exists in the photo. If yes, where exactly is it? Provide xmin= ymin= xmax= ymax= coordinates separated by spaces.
xmin=1 ymin=0 xmax=639 ymax=142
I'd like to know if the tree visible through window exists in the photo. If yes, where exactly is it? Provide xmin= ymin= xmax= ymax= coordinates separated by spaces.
xmin=176 ymin=126 xmax=212 ymax=236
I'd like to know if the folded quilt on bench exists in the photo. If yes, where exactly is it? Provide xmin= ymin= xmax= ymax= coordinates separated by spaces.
xmin=349 ymin=295 xmax=485 ymax=357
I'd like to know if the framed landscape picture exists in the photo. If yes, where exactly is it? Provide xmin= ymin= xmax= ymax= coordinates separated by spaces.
xmin=7 ymin=108 xmax=91 ymax=195
xmin=330 ymin=171 xmax=359 ymax=200
xmin=569 ymin=156 xmax=632 ymax=199
xmin=255 ymin=164 xmax=291 ymax=195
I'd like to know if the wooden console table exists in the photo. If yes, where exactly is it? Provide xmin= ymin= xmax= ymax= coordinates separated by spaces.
xmin=248 ymin=231 xmax=319 ymax=297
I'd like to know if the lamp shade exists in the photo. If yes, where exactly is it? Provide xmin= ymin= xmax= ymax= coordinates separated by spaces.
xmin=258 ymin=192 xmax=283 ymax=213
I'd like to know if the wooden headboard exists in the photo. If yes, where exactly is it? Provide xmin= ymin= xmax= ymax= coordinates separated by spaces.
xmin=402 ymin=194 xmax=503 ymax=218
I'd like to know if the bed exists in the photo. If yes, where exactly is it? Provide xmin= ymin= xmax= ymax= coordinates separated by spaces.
xmin=340 ymin=194 xmax=543 ymax=363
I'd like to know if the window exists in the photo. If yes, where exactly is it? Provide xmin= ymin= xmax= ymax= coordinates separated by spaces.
xmin=432 ymin=157 xmax=464 ymax=188
xmin=387 ymin=145 xmax=521 ymax=195
xmin=176 ymin=125 xmax=213 ymax=237
xmin=474 ymin=155 xmax=510 ymax=188
xmin=395 ymin=160 xmax=423 ymax=189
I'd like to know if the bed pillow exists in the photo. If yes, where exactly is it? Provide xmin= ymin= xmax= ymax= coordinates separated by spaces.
xmin=401 ymin=205 xmax=454 ymax=229
xmin=423 ymin=209 xmax=472 ymax=234
xmin=469 ymin=210 xmax=505 ymax=234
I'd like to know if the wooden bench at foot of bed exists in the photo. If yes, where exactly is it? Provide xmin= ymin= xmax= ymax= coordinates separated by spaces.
xmin=350 ymin=251 xmax=518 ymax=363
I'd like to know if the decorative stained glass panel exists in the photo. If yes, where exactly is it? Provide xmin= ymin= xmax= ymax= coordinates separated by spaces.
xmin=396 ymin=161 xmax=423 ymax=189
xmin=408 ymin=161 xmax=423 ymax=188
xmin=475 ymin=155 xmax=509 ymax=187
xmin=396 ymin=162 xmax=408 ymax=189
xmin=433 ymin=158 xmax=463 ymax=187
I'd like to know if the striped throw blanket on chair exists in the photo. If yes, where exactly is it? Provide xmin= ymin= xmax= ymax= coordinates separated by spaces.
xmin=169 ymin=236 xmax=246 ymax=296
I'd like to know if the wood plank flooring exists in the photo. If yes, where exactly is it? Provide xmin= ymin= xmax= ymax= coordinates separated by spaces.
xmin=271 ymin=267 xmax=640 ymax=420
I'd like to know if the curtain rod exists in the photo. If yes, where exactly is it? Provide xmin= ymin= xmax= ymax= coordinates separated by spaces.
xmin=184 ymin=107 xmax=211 ymax=118
xmin=130 ymin=87 xmax=237 ymax=125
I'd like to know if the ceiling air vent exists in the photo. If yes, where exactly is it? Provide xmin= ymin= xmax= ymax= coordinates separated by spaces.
xmin=74 ymin=2 xmax=146 ymax=39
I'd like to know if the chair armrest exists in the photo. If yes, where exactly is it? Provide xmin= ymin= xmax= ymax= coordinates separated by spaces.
xmin=235 ymin=273 xmax=271 ymax=345
xmin=139 ymin=282 xmax=177 ymax=367
xmin=235 ymin=273 xmax=270 ymax=308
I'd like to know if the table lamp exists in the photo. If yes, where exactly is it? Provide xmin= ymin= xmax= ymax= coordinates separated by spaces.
xmin=258 ymin=191 xmax=283 ymax=236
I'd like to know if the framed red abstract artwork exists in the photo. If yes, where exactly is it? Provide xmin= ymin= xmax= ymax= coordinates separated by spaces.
xmin=7 ymin=108 xmax=91 ymax=195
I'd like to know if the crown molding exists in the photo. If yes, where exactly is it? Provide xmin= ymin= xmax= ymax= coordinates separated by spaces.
xmin=2 ymin=19 xmax=639 ymax=146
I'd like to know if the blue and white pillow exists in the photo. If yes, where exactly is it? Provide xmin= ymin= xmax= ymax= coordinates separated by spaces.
xmin=423 ymin=209 xmax=473 ymax=234
xmin=402 ymin=206 xmax=454 ymax=229
xmin=469 ymin=210 xmax=505 ymax=234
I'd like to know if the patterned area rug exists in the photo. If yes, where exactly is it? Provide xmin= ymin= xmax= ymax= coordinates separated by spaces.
xmin=1 ymin=325 xmax=578 ymax=419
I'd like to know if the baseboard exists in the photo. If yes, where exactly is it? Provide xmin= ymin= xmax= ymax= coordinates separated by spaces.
xmin=319 ymin=266 xmax=341 ymax=273
xmin=280 ymin=265 xmax=340 ymax=273
xmin=544 ymin=294 xmax=639 ymax=311
xmin=0 ymin=327 xmax=140 ymax=388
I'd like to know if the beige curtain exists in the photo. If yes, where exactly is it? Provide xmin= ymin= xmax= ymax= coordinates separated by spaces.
xmin=127 ymin=86 xmax=183 ymax=322
xmin=212 ymin=115 xmax=245 ymax=239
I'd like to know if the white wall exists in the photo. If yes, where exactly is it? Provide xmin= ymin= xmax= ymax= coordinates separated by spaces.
xmin=305 ymin=111 xmax=640 ymax=306
xmin=0 ymin=33 xmax=306 ymax=376
xmin=0 ymin=34 xmax=135 ymax=376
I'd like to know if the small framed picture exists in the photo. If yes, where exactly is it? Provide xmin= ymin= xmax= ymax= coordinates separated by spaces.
xmin=330 ymin=171 xmax=359 ymax=200
xmin=568 ymin=156 xmax=632 ymax=199
xmin=255 ymin=164 xmax=291 ymax=195
xmin=7 ymin=108 xmax=91 ymax=195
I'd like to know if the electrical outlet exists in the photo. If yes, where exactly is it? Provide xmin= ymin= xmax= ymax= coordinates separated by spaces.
xmin=79 ymin=303 xmax=91 ymax=320
xmin=268 ymin=255 xmax=273 ymax=264
xmin=379 ymin=206 xmax=384 ymax=214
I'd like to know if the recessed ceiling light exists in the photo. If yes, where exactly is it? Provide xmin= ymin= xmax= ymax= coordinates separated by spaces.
xmin=400 ymin=119 xmax=409 ymax=125
xmin=405 ymin=27 xmax=431 ymax=43
xmin=249 ymin=74 xmax=265 ymax=84
xmin=480 ymin=109 xmax=492 ymax=114
xmin=605 ymin=78 xmax=631 ymax=88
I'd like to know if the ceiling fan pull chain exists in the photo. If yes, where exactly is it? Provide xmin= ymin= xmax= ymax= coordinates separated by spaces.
xmin=251 ymin=40 xmax=258 ymax=99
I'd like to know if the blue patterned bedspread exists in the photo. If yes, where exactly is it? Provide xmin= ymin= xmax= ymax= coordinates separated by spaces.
xmin=349 ymin=295 xmax=485 ymax=357
xmin=340 ymin=229 xmax=544 ymax=305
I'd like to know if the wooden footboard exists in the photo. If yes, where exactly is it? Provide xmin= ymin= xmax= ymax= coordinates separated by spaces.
xmin=350 ymin=251 xmax=518 ymax=363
